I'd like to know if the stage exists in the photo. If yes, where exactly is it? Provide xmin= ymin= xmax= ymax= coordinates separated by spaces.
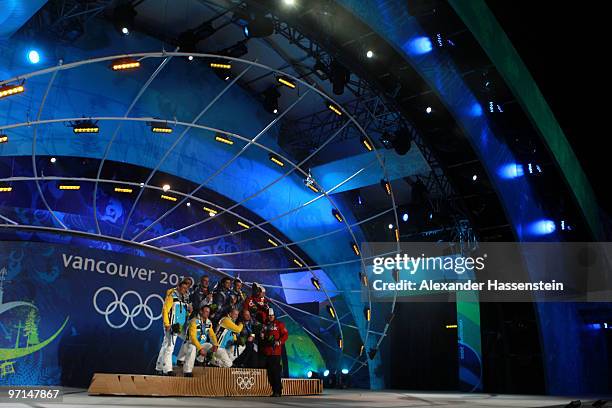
xmin=5 ymin=389 xmax=599 ymax=408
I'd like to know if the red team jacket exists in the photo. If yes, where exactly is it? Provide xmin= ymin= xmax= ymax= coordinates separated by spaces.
xmin=261 ymin=320 xmax=288 ymax=356
xmin=243 ymin=295 xmax=269 ymax=323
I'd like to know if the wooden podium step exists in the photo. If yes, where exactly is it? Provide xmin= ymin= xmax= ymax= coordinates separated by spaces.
xmin=88 ymin=367 xmax=323 ymax=397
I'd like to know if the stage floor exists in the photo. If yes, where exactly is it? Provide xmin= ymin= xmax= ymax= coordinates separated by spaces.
xmin=1 ymin=388 xmax=599 ymax=408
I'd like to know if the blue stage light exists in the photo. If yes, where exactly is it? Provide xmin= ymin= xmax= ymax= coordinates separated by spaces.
xmin=404 ymin=36 xmax=433 ymax=55
xmin=402 ymin=213 xmax=409 ymax=222
xmin=243 ymin=25 xmax=250 ymax=38
xmin=470 ymin=103 xmax=483 ymax=117
xmin=529 ymin=219 xmax=556 ymax=236
xmin=323 ymin=369 xmax=330 ymax=377
xmin=341 ymin=368 xmax=349 ymax=375
xmin=498 ymin=163 xmax=524 ymax=180
xmin=307 ymin=370 xmax=313 ymax=378
xmin=27 ymin=49 xmax=41 ymax=64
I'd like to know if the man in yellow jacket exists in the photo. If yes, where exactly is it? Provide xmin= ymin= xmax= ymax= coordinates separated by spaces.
xmin=183 ymin=305 xmax=218 ymax=377
xmin=155 ymin=279 xmax=191 ymax=375
xmin=213 ymin=308 xmax=244 ymax=368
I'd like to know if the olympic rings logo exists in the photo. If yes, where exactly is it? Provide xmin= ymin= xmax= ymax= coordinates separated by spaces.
xmin=236 ymin=376 xmax=256 ymax=390
xmin=93 ymin=287 xmax=163 ymax=331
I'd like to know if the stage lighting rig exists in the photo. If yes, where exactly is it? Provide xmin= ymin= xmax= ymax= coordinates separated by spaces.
xmin=293 ymin=259 xmax=304 ymax=267
xmin=214 ymin=133 xmax=234 ymax=145
xmin=327 ymin=102 xmax=342 ymax=116
xmin=114 ymin=187 xmax=132 ymax=193
xmin=337 ymin=337 xmax=343 ymax=349
xmin=360 ymin=135 xmax=373 ymax=151
xmin=350 ymin=242 xmax=360 ymax=256
xmin=243 ymin=12 xmax=274 ymax=38
xmin=0 ymin=135 xmax=8 ymax=144
xmin=177 ymin=30 xmax=199 ymax=61
xmin=326 ymin=305 xmax=336 ymax=318
xmin=111 ymin=58 xmax=140 ymax=71
xmin=310 ymin=277 xmax=321 ymax=290
xmin=0 ymin=82 xmax=25 ymax=99
xmin=210 ymin=61 xmax=232 ymax=70
xmin=70 ymin=120 xmax=99 ymax=134
xmin=203 ymin=206 xmax=217 ymax=217
xmin=331 ymin=209 xmax=343 ymax=222
xmin=329 ymin=60 xmax=350 ymax=95
xmin=364 ymin=307 xmax=371 ymax=321
xmin=277 ymin=76 xmax=296 ymax=89
xmin=268 ymin=153 xmax=284 ymax=167
xmin=149 ymin=122 xmax=173 ymax=134
xmin=263 ymin=87 xmax=280 ymax=114
xmin=304 ymin=170 xmax=319 ymax=193
xmin=0 ymin=187 xmax=12 ymax=193
xmin=112 ymin=3 xmax=137 ymax=36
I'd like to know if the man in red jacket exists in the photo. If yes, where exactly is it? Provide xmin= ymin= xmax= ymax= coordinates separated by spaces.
xmin=260 ymin=308 xmax=288 ymax=397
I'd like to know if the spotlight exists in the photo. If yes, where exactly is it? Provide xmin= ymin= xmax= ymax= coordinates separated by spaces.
xmin=203 ymin=206 xmax=217 ymax=217
xmin=338 ymin=336 xmax=343 ymax=349
xmin=331 ymin=209 xmax=343 ymax=222
xmin=329 ymin=60 xmax=350 ymax=95
xmin=59 ymin=185 xmax=80 ymax=190
xmin=425 ymin=106 xmax=432 ymax=114
xmin=308 ymin=371 xmax=321 ymax=379
xmin=359 ymin=272 xmax=368 ymax=286
xmin=360 ymin=135 xmax=373 ymax=151
xmin=313 ymin=60 xmax=328 ymax=80
xmin=243 ymin=13 xmax=274 ymax=38
xmin=277 ymin=75 xmax=296 ymax=89
xmin=178 ymin=30 xmax=199 ymax=61
xmin=267 ymin=238 xmax=278 ymax=247
xmin=391 ymin=128 xmax=411 ymax=155
xmin=210 ymin=61 xmax=232 ymax=70
xmin=111 ymin=58 xmax=140 ymax=71
xmin=350 ymin=242 xmax=360 ymax=256
xmin=327 ymin=102 xmax=343 ymax=116
xmin=161 ymin=194 xmax=177 ymax=202
xmin=323 ymin=369 xmax=329 ymax=377
xmin=71 ymin=120 xmax=99 ymax=134
xmin=112 ymin=4 xmax=137 ymax=36
xmin=366 ymin=50 xmax=374 ymax=59
xmin=162 ymin=184 xmax=171 ymax=192
xmin=268 ymin=153 xmax=284 ymax=167
xmin=339 ymin=368 xmax=350 ymax=388
xmin=380 ymin=179 xmax=391 ymax=195
xmin=150 ymin=122 xmax=173 ymax=133
xmin=388 ymin=223 xmax=393 ymax=230
xmin=472 ymin=174 xmax=478 ymax=181
xmin=263 ymin=87 xmax=280 ymax=114
xmin=50 ymin=157 xmax=57 ymax=163
xmin=27 ymin=50 xmax=41 ymax=64
xmin=0 ymin=187 xmax=13 ymax=193
xmin=359 ymin=345 xmax=365 ymax=356
xmin=293 ymin=259 xmax=304 ymax=267
xmin=0 ymin=83 xmax=25 ymax=99
xmin=114 ymin=187 xmax=132 ymax=193
xmin=311 ymin=277 xmax=321 ymax=290
xmin=402 ymin=213 xmax=409 ymax=222
xmin=364 ymin=307 xmax=371 ymax=321
xmin=0 ymin=135 xmax=7 ymax=144
xmin=326 ymin=305 xmax=336 ymax=319
xmin=215 ymin=133 xmax=234 ymax=145
xmin=186 ymin=202 xmax=191 ymax=207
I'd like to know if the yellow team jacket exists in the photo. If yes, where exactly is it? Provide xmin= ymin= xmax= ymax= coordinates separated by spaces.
xmin=162 ymin=287 xmax=187 ymax=327
xmin=188 ymin=317 xmax=219 ymax=351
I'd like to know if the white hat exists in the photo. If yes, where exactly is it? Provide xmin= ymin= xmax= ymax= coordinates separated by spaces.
xmin=268 ymin=308 xmax=274 ymax=316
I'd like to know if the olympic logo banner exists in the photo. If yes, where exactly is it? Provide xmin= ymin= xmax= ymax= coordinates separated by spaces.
xmin=0 ymin=239 xmax=208 ymax=388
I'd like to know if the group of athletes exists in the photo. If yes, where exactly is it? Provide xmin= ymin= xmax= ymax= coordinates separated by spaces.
xmin=155 ymin=275 xmax=289 ymax=397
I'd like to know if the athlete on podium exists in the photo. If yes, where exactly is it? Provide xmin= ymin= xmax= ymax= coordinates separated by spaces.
xmin=182 ymin=304 xmax=218 ymax=377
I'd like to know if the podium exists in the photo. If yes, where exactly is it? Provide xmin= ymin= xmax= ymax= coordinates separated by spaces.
xmin=88 ymin=367 xmax=323 ymax=397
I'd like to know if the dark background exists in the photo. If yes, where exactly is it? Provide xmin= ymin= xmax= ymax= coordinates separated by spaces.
xmin=486 ymin=1 xmax=608 ymax=214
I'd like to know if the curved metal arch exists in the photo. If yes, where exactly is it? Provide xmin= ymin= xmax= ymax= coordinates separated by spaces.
xmin=1 ymin=51 xmax=401 ymax=365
